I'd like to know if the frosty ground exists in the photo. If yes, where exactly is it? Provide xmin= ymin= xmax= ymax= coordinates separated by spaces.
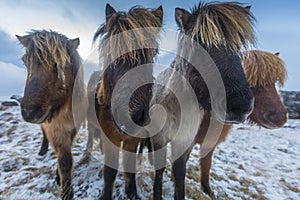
xmin=0 ymin=103 xmax=299 ymax=200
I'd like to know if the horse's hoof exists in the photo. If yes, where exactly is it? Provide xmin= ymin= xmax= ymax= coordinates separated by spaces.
xmin=62 ymin=191 xmax=74 ymax=200
xmin=99 ymin=193 xmax=112 ymax=200
xmin=127 ymin=194 xmax=141 ymax=200
xmin=38 ymin=147 xmax=48 ymax=156
xmin=99 ymin=196 xmax=111 ymax=200
xmin=78 ymin=151 xmax=91 ymax=166
xmin=55 ymin=169 xmax=60 ymax=185
xmin=153 ymin=195 xmax=163 ymax=200
xmin=55 ymin=176 xmax=60 ymax=185
xmin=203 ymin=187 xmax=216 ymax=200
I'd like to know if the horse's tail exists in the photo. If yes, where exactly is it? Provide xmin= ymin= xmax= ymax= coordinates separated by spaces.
xmin=138 ymin=138 xmax=154 ymax=165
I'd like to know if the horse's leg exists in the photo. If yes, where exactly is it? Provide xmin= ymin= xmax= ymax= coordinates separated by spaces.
xmin=97 ymin=128 xmax=103 ymax=153
xmin=57 ymin=145 xmax=74 ymax=200
xmin=46 ymin=128 xmax=74 ymax=200
xmin=38 ymin=126 xmax=49 ymax=156
xmin=55 ymin=168 xmax=60 ymax=185
xmin=123 ymin=138 xmax=140 ymax=200
xmin=172 ymin=145 xmax=193 ymax=200
xmin=100 ymin=137 xmax=120 ymax=200
xmin=199 ymin=149 xmax=215 ymax=198
xmin=152 ymin=136 xmax=167 ymax=200
xmin=198 ymin=119 xmax=230 ymax=199
xmin=86 ymin=122 xmax=95 ymax=152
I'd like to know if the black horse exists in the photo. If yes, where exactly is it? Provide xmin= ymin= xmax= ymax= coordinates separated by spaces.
xmin=149 ymin=2 xmax=256 ymax=199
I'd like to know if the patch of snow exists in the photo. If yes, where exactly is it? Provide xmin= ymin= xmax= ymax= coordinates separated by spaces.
xmin=0 ymin=98 xmax=299 ymax=199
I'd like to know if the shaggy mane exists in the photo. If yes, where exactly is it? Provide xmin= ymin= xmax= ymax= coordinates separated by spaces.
xmin=190 ymin=1 xmax=256 ymax=52
xmin=24 ymin=30 xmax=72 ymax=67
xmin=93 ymin=6 xmax=162 ymax=65
xmin=242 ymin=50 xmax=286 ymax=87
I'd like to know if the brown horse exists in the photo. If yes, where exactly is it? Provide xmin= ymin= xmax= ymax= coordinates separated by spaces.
xmin=92 ymin=4 xmax=163 ymax=199
xmin=149 ymin=2 xmax=256 ymax=199
xmin=17 ymin=30 xmax=86 ymax=200
xmin=195 ymin=50 xmax=288 ymax=199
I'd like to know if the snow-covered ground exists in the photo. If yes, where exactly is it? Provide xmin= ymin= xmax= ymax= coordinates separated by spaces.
xmin=0 ymin=100 xmax=299 ymax=200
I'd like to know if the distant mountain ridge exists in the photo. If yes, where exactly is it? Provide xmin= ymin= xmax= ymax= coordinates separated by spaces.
xmin=280 ymin=90 xmax=300 ymax=119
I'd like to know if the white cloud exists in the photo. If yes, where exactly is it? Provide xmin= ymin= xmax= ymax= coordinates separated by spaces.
xmin=0 ymin=61 xmax=26 ymax=96
xmin=0 ymin=1 xmax=99 ymax=59
xmin=0 ymin=0 xmax=299 ymax=91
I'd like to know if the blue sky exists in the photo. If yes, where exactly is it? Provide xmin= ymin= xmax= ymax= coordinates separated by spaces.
xmin=0 ymin=0 xmax=299 ymax=96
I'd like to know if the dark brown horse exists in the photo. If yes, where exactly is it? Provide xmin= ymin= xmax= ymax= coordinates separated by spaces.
xmin=17 ymin=30 xmax=86 ymax=200
xmin=196 ymin=50 xmax=288 ymax=199
xmin=149 ymin=2 xmax=256 ymax=199
xmin=92 ymin=4 xmax=163 ymax=199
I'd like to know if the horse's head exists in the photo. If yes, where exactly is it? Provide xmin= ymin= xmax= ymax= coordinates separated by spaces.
xmin=243 ymin=50 xmax=288 ymax=128
xmin=94 ymin=4 xmax=163 ymax=130
xmin=17 ymin=30 xmax=80 ymax=123
xmin=175 ymin=2 xmax=256 ymax=124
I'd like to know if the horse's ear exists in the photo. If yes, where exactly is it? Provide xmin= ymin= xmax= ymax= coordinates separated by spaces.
xmin=106 ymin=3 xmax=116 ymax=22
xmin=175 ymin=8 xmax=192 ymax=31
xmin=69 ymin=38 xmax=80 ymax=49
xmin=16 ymin=35 xmax=31 ymax=47
xmin=244 ymin=6 xmax=251 ymax=13
xmin=152 ymin=5 xmax=163 ymax=21
xmin=274 ymin=52 xmax=280 ymax=56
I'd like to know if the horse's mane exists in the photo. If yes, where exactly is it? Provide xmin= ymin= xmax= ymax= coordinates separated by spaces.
xmin=189 ymin=1 xmax=256 ymax=52
xmin=93 ymin=6 xmax=162 ymax=65
xmin=22 ymin=30 xmax=82 ymax=80
xmin=24 ymin=30 xmax=72 ymax=68
xmin=242 ymin=50 xmax=286 ymax=87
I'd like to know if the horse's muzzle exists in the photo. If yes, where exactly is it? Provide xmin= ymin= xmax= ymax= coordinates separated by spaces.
xmin=21 ymin=104 xmax=51 ymax=124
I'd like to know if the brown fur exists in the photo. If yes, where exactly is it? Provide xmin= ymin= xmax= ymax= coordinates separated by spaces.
xmin=243 ymin=50 xmax=286 ymax=87
xmin=195 ymin=50 xmax=288 ymax=198
xmin=92 ymin=4 xmax=163 ymax=200
xmin=17 ymin=30 xmax=86 ymax=200
xmin=190 ymin=2 xmax=256 ymax=52
xmin=248 ymin=84 xmax=288 ymax=128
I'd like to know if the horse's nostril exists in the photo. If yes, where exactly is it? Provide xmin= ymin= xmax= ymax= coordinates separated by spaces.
xmin=267 ymin=111 xmax=288 ymax=127
xmin=131 ymin=107 xmax=149 ymax=126
xmin=131 ymin=109 xmax=144 ymax=125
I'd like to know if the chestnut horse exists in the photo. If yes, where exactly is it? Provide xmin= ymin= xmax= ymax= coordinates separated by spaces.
xmin=92 ymin=4 xmax=163 ymax=199
xmin=149 ymin=2 xmax=256 ymax=199
xmin=196 ymin=50 xmax=288 ymax=199
xmin=17 ymin=30 xmax=86 ymax=200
